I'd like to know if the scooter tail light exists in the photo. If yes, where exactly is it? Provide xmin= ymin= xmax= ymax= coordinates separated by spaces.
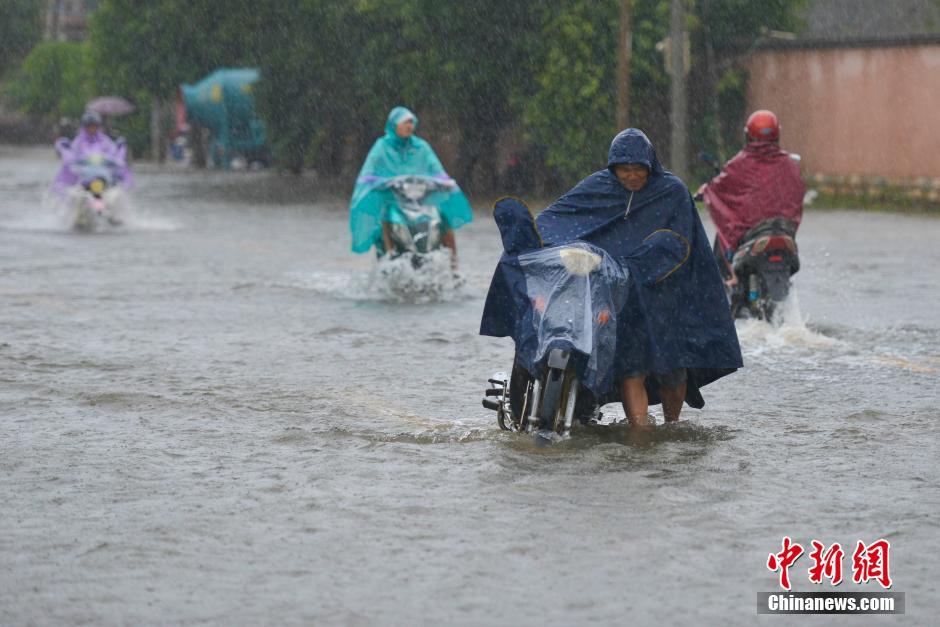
xmin=765 ymin=235 xmax=796 ymax=253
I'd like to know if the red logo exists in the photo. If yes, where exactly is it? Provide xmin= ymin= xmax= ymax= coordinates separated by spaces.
xmin=852 ymin=539 xmax=892 ymax=589
xmin=767 ymin=536 xmax=804 ymax=591
xmin=808 ymin=541 xmax=844 ymax=586
xmin=768 ymin=538 xmax=892 ymax=590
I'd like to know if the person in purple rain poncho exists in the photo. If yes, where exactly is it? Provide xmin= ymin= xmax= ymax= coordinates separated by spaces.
xmin=53 ymin=111 xmax=134 ymax=194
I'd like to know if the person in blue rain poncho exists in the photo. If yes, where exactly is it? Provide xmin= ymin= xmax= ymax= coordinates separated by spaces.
xmin=481 ymin=128 xmax=742 ymax=427
xmin=349 ymin=106 xmax=473 ymax=267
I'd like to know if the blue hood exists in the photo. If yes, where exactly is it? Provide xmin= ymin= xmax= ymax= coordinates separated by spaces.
xmin=494 ymin=196 xmax=542 ymax=255
xmin=606 ymin=128 xmax=664 ymax=175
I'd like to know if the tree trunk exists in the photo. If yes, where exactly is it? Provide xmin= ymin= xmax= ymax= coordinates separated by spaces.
xmin=457 ymin=132 xmax=480 ymax=192
xmin=321 ymin=126 xmax=344 ymax=177
xmin=705 ymin=34 xmax=726 ymax=163
xmin=617 ymin=0 xmax=634 ymax=130
xmin=150 ymin=96 xmax=163 ymax=163
xmin=287 ymin=137 xmax=305 ymax=175
xmin=192 ymin=124 xmax=208 ymax=168
xmin=668 ymin=0 xmax=688 ymax=180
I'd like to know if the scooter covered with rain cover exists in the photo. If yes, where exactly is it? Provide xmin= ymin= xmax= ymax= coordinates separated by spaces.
xmin=482 ymin=242 xmax=629 ymax=437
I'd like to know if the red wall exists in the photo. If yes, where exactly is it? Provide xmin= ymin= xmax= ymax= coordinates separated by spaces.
xmin=747 ymin=44 xmax=940 ymax=180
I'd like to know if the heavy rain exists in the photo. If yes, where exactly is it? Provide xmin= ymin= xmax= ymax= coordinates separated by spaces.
xmin=1 ymin=1 xmax=938 ymax=625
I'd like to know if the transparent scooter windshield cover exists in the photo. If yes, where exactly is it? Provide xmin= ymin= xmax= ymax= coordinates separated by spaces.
xmin=516 ymin=242 xmax=629 ymax=392
xmin=384 ymin=175 xmax=448 ymax=254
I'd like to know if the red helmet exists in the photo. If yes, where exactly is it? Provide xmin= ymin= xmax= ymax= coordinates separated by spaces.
xmin=745 ymin=110 xmax=780 ymax=142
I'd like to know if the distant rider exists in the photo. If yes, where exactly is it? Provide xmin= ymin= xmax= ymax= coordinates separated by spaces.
xmin=698 ymin=110 xmax=804 ymax=284
xmin=53 ymin=110 xmax=133 ymax=192
xmin=349 ymin=106 xmax=473 ymax=268
xmin=70 ymin=111 xmax=118 ymax=156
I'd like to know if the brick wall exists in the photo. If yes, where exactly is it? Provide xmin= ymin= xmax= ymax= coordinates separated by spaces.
xmin=747 ymin=43 xmax=940 ymax=182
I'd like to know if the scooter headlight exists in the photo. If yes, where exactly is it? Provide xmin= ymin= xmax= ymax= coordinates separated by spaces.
xmin=89 ymin=179 xmax=105 ymax=196
xmin=402 ymin=181 xmax=428 ymax=201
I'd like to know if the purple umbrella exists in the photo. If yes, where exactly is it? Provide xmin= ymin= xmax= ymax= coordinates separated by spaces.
xmin=86 ymin=96 xmax=136 ymax=117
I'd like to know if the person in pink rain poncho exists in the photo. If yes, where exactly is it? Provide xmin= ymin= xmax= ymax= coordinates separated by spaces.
xmin=698 ymin=110 xmax=804 ymax=278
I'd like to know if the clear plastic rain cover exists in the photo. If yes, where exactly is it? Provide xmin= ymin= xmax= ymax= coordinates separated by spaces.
xmin=516 ymin=242 xmax=630 ymax=393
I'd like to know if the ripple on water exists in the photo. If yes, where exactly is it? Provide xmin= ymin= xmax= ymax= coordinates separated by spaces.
xmin=844 ymin=409 xmax=892 ymax=422
xmin=497 ymin=420 xmax=734 ymax=455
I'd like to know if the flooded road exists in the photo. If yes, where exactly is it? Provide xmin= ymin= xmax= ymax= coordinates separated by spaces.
xmin=1 ymin=145 xmax=938 ymax=625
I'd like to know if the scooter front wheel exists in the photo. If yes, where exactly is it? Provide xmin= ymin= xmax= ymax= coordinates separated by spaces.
xmin=538 ymin=366 xmax=565 ymax=432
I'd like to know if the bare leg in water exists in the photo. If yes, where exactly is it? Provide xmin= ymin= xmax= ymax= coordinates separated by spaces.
xmin=622 ymin=376 xmax=650 ymax=428
xmin=622 ymin=375 xmax=687 ymax=427
xmin=660 ymin=380 xmax=687 ymax=423
xmin=442 ymin=229 xmax=458 ymax=270
xmin=381 ymin=221 xmax=395 ymax=255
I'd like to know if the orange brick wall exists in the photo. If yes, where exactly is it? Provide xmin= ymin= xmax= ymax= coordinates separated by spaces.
xmin=747 ymin=44 xmax=940 ymax=180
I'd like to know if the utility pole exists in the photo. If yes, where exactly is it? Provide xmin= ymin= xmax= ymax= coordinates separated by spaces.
xmin=669 ymin=0 xmax=688 ymax=180
xmin=616 ymin=0 xmax=634 ymax=130
xmin=150 ymin=96 xmax=163 ymax=162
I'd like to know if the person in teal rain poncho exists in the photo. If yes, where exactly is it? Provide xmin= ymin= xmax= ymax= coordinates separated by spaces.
xmin=350 ymin=107 xmax=473 ymax=267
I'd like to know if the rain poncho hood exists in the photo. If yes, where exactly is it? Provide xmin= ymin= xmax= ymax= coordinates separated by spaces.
xmin=349 ymin=106 xmax=473 ymax=253
xmin=481 ymin=129 xmax=742 ymax=406
xmin=53 ymin=128 xmax=134 ymax=192
xmin=480 ymin=198 xmax=542 ymax=348
xmin=702 ymin=141 xmax=804 ymax=252
xmin=494 ymin=195 xmax=542 ymax=254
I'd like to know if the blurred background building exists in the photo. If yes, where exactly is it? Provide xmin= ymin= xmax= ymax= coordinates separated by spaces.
xmin=44 ymin=0 xmax=97 ymax=42
xmin=748 ymin=0 xmax=940 ymax=182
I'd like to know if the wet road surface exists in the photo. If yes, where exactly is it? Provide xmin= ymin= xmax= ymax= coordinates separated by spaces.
xmin=1 ymin=146 xmax=938 ymax=625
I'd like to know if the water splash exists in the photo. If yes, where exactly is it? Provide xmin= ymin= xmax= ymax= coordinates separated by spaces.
xmin=0 ymin=190 xmax=178 ymax=233
xmin=0 ymin=191 xmax=69 ymax=231
xmin=120 ymin=207 xmax=180 ymax=232
xmin=285 ymin=249 xmax=468 ymax=303
xmin=368 ymin=250 xmax=467 ymax=303
xmin=736 ymin=289 xmax=840 ymax=353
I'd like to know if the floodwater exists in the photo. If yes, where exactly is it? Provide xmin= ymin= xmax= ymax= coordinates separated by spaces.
xmin=1 ymin=145 xmax=938 ymax=626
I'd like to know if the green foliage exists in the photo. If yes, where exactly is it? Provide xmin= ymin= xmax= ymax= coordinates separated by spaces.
xmin=399 ymin=0 xmax=544 ymax=184
xmin=522 ymin=1 xmax=618 ymax=185
xmin=76 ymin=0 xmax=805 ymax=181
xmin=86 ymin=0 xmax=264 ymax=156
xmin=693 ymin=0 xmax=806 ymax=57
xmin=689 ymin=0 xmax=808 ymax=165
xmin=522 ymin=0 xmax=673 ymax=185
xmin=250 ymin=0 xmax=374 ymax=173
xmin=627 ymin=0 xmax=672 ymax=144
xmin=0 ymin=0 xmax=44 ymax=79
xmin=90 ymin=0 xmax=237 ymax=95
xmin=4 ymin=41 xmax=93 ymax=118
